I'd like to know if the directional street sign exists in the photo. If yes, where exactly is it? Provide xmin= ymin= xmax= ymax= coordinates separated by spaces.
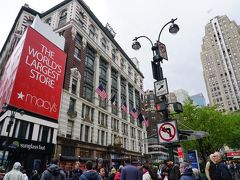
xmin=157 ymin=120 xmax=179 ymax=143
xmin=154 ymin=78 xmax=168 ymax=97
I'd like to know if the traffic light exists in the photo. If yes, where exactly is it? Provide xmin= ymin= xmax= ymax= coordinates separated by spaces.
xmin=173 ymin=102 xmax=183 ymax=113
xmin=155 ymin=101 xmax=167 ymax=112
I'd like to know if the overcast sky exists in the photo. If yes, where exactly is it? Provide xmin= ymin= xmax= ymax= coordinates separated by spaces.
xmin=1 ymin=0 xmax=240 ymax=103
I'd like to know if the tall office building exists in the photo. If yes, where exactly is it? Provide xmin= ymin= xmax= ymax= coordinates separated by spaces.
xmin=0 ymin=0 xmax=147 ymax=170
xmin=191 ymin=93 xmax=206 ymax=107
xmin=201 ymin=15 xmax=240 ymax=111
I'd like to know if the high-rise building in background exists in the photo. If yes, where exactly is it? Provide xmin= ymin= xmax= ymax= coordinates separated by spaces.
xmin=0 ymin=0 xmax=147 ymax=171
xmin=201 ymin=15 xmax=240 ymax=112
xmin=191 ymin=93 xmax=206 ymax=107
xmin=173 ymin=89 xmax=189 ymax=104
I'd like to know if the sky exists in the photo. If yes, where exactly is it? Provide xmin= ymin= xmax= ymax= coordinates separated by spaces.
xmin=1 ymin=0 xmax=240 ymax=103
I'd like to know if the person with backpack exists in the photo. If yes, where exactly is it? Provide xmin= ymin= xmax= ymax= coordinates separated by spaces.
xmin=40 ymin=158 xmax=66 ymax=180
xmin=79 ymin=161 xmax=100 ymax=180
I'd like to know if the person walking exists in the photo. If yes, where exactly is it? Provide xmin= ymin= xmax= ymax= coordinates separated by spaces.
xmin=162 ymin=159 xmax=180 ymax=180
xmin=142 ymin=164 xmax=152 ymax=180
xmin=120 ymin=163 xmax=141 ymax=180
xmin=114 ymin=165 xmax=123 ymax=180
xmin=3 ymin=162 xmax=25 ymax=180
xmin=179 ymin=162 xmax=195 ymax=180
xmin=109 ymin=167 xmax=116 ymax=180
xmin=98 ymin=167 xmax=108 ymax=180
xmin=71 ymin=162 xmax=82 ymax=180
xmin=79 ymin=161 xmax=100 ymax=180
xmin=40 ymin=158 xmax=66 ymax=180
xmin=205 ymin=154 xmax=215 ymax=180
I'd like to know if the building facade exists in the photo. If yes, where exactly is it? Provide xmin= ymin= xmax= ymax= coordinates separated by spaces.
xmin=190 ymin=93 xmax=206 ymax=107
xmin=173 ymin=89 xmax=189 ymax=104
xmin=144 ymin=90 xmax=174 ymax=162
xmin=201 ymin=15 xmax=240 ymax=112
xmin=0 ymin=0 xmax=147 ymax=171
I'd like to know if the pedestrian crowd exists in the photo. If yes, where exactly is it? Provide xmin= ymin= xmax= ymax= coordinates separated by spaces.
xmin=1 ymin=152 xmax=240 ymax=180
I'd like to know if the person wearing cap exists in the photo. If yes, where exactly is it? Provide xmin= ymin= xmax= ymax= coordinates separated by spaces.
xmin=3 ymin=162 xmax=25 ymax=180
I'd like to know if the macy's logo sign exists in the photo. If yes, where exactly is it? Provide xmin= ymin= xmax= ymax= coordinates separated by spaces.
xmin=17 ymin=91 xmax=57 ymax=113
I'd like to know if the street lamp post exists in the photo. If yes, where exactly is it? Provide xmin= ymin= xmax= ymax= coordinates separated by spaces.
xmin=1 ymin=104 xmax=24 ymax=167
xmin=132 ymin=18 xmax=179 ymax=161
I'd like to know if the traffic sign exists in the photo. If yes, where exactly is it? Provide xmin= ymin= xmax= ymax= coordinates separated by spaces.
xmin=157 ymin=120 xmax=179 ymax=143
xmin=154 ymin=78 xmax=168 ymax=97
xmin=158 ymin=42 xmax=168 ymax=60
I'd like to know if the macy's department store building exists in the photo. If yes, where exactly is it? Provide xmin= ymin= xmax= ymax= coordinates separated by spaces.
xmin=0 ymin=0 xmax=148 ymax=172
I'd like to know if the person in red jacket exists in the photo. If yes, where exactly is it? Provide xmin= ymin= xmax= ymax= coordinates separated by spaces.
xmin=114 ymin=165 xmax=123 ymax=180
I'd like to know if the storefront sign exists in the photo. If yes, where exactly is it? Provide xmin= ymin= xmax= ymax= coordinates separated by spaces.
xmin=0 ymin=26 xmax=66 ymax=120
xmin=0 ymin=137 xmax=53 ymax=153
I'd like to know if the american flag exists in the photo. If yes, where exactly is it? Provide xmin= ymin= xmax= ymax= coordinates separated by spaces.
xmin=130 ymin=108 xmax=138 ymax=120
xmin=121 ymin=102 xmax=127 ymax=113
xmin=144 ymin=117 xmax=149 ymax=127
xmin=110 ymin=94 xmax=116 ymax=105
xmin=95 ymin=84 xmax=108 ymax=100
xmin=138 ymin=113 xmax=145 ymax=124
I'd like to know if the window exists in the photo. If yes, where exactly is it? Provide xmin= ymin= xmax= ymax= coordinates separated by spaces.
xmin=66 ymin=120 xmax=73 ymax=138
xmin=80 ymin=124 xmax=83 ymax=141
xmin=83 ymin=85 xmax=93 ymax=101
xmin=89 ymin=24 xmax=96 ymax=39
xmin=101 ymin=38 xmax=107 ymax=51
xmin=84 ymin=71 xmax=93 ymax=84
xmin=69 ymin=98 xmax=76 ymax=112
xmin=17 ymin=121 xmax=28 ymax=139
xmin=85 ymin=125 xmax=89 ymax=142
xmin=75 ymin=33 xmax=82 ymax=46
xmin=85 ymin=56 xmax=94 ymax=69
xmin=41 ymin=126 xmax=49 ymax=143
xmin=101 ymin=131 xmax=105 ymax=145
xmin=99 ymin=68 xmax=107 ymax=79
xmin=71 ymin=79 xmax=77 ymax=94
xmin=59 ymin=10 xmax=67 ymax=27
xmin=112 ymin=49 xmax=117 ymax=61
xmin=74 ymin=46 xmax=81 ymax=60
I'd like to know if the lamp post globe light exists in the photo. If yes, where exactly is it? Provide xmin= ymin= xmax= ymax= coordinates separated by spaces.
xmin=132 ymin=18 xmax=179 ymax=161
xmin=0 ymin=103 xmax=24 ymax=167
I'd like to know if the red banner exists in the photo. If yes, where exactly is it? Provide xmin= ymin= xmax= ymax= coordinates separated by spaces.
xmin=1 ymin=27 xmax=66 ymax=120
xmin=0 ymin=31 xmax=27 ymax=111
xmin=226 ymin=151 xmax=240 ymax=157
xmin=177 ymin=147 xmax=183 ymax=158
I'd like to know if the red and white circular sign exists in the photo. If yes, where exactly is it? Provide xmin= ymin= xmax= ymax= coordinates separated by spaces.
xmin=157 ymin=120 xmax=179 ymax=143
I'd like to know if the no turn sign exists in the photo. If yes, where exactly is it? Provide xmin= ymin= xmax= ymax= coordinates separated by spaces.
xmin=157 ymin=120 xmax=179 ymax=143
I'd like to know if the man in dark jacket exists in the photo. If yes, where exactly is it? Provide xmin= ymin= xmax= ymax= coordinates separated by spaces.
xmin=79 ymin=161 xmax=100 ymax=180
xmin=120 ymin=163 xmax=142 ymax=180
xmin=209 ymin=152 xmax=232 ymax=180
xmin=71 ymin=162 xmax=82 ymax=180
xmin=40 ymin=158 xmax=66 ymax=180
xmin=163 ymin=159 xmax=180 ymax=180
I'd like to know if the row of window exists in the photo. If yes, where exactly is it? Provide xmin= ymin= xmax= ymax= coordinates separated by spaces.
xmin=66 ymin=121 xmax=145 ymax=152
xmin=0 ymin=118 xmax=53 ymax=143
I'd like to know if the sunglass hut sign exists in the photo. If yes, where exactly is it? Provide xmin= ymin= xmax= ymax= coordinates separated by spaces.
xmin=9 ymin=141 xmax=46 ymax=151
